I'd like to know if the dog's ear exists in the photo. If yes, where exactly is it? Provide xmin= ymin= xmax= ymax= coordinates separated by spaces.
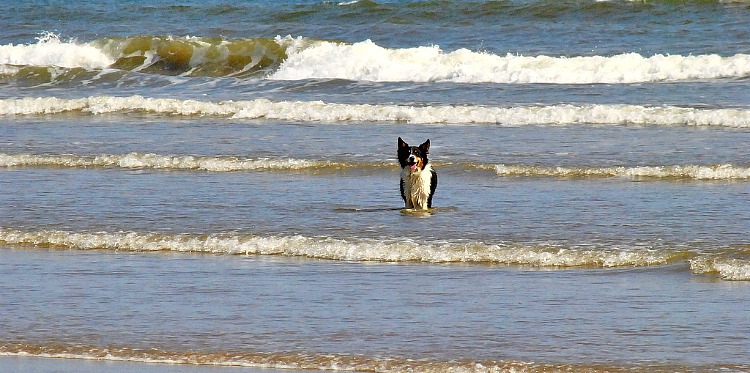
xmin=398 ymin=137 xmax=408 ymax=149
xmin=419 ymin=139 xmax=430 ymax=154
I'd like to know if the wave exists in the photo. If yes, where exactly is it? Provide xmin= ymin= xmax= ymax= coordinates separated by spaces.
xmin=0 ymin=153 xmax=356 ymax=172
xmin=3 ymin=34 xmax=749 ymax=83
xmin=491 ymin=164 xmax=750 ymax=180
xmin=0 ymin=228 xmax=679 ymax=266
xmin=0 ymin=33 xmax=285 ymax=79
xmin=1 ymin=228 xmax=748 ymax=280
xmin=690 ymin=256 xmax=750 ymax=282
xmin=95 ymin=35 xmax=286 ymax=78
xmin=6 ymin=343 xmax=737 ymax=373
xmin=0 ymin=344 xmax=529 ymax=373
xmin=2 ymin=152 xmax=749 ymax=181
xmin=0 ymin=33 xmax=113 ymax=70
xmin=272 ymin=38 xmax=750 ymax=84
xmin=2 ymin=96 xmax=749 ymax=128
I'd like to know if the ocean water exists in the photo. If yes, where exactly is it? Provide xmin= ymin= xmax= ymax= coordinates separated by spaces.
xmin=1 ymin=0 xmax=749 ymax=372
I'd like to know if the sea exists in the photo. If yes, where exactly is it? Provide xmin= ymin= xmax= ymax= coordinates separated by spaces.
xmin=1 ymin=0 xmax=749 ymax=372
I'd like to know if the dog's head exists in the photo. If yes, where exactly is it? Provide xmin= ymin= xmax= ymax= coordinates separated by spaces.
xmin=398 ymin=137 xmax=430 ymax=171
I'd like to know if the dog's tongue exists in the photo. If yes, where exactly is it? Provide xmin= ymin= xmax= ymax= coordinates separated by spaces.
xmin=409 ymin=164 xmax=417 ymax=170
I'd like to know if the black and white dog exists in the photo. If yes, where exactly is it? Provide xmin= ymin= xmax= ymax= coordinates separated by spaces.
xmin=398 ymin=137 xmax=437 ymax=210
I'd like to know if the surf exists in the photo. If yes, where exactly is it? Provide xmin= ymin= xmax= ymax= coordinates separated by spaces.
xmin=2 ymin=227 xmax=749 ymax=280
xmin=3 ymin=152 xmax=749 ymax=181
xmin=2 ymin=96 xmax=749 ymax=128
xmin=8 ymin=342 xmax=739 ymax=373
xmin=3 ymin=34 xmax=750 ymax=84
xmin=0 ymin=152 xmax=355 ymax=172
xmin=490 ymin=164 xmax=750 ymax=180
xmin=272 ymin=38 xmax=750 ymax=84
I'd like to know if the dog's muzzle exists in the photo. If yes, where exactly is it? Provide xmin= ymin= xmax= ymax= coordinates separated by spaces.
xmin=407 ymin=155 xmax=418 ymax=170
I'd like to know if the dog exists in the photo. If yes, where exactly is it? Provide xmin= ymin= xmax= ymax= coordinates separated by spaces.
xmin=398 ymin=137 xmax=437 ymax=210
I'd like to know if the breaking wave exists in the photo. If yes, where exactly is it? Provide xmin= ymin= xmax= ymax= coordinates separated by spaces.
xmin=0 ymin=344 xmax=532 ymax=373
xmin=0 ymin=33 xmax=285 ymax=78
xmin=6 ymin=343 xmax=734 ymax=373
xmin=273 ymin=38 xmax=750 ymax=84
xmin=2 ymin=228 xmax=748 ymax=280
xmin=2 ymin=152 xmax=749 ymax=181
xmin=2 ymin=96 xmax=748 ymax=127
xmin=690 ymin=256 xmax=750 ymax=282
xmin=0 ymin=153 xmax=355 ymax=172
xmin=0 ymin=228 xmax=682 ymax=267
xmin=491 ymin=164 xmax=750 ymax=180
xmin=3 ymin=228 xmax=749 ymax=281
xmin=2 ymin=34 xmax=749 ymax=84
xmin=0 ymin=32 xmax=113 ymax=70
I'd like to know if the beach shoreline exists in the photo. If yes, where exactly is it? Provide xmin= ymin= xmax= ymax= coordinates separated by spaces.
xmin=0 ymin=355 xmax=324 ymax=373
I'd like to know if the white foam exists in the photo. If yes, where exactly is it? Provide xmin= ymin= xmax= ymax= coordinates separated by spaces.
xmin=271 ymin=38 xmax=750 ymax=84
xmin=1 ymin=96 xmax=748 ymax=128
xmin=493 ymin=164 xmax=750 ymax=180
xmin=0 ymin=348 xmax=538 ymax=373
xmin=0 ymin=153 xmax=335 ymax=172
xmin=689 ymin=257 xmax=750 ymax=281
xmin=0 ymin=96 xmax=238 ymax=116
xmin=4 ymin=153 xmax=747 ymax=181
xmin=0 ymin=228 xmax=680 ymax=268
xmin=0 ymin=32 xmax=114 ymax=69
xmin=4 ymin=35 xmax=750 ymax=84
xmin=5 ymin=229 xmax=750 ymax=281
xmin=0 ymin=64 xmax=20 ymax=75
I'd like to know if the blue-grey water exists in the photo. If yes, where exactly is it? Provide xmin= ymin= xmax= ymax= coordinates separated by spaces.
xmin=1 ymin=1 xmax=749 ymax=372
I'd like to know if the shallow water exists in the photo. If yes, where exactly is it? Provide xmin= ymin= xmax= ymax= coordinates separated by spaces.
xmin=2 ymin=0 xmax=749 ymax=371
xmin=2 ymin=248 xmax=749 ymax=371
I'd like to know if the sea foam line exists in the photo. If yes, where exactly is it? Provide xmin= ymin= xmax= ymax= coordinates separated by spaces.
xmin=0 ymin=345 xmax=540 ymax=373
xmin=3 ymin=343 xmax=748 ymax=372
xmin=2 ymin=153 xmax=749 ymax=180
xmin=2 ymin=229 xmax=747 ymax=279
xmin=0 ymin=153 xmax=347 ymax=172
xmin=1 ymin=96 xmax=749 ymax=127
xmin=0 ymin=228 xmax=685 ymax=268
xmin=272 ymin=38 xmax=750 ymax=84
xmin=491 ymin=164 xmax=750 ymax=180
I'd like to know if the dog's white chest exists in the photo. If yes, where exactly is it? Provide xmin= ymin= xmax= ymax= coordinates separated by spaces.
xmin=401 ymin=165 xmax=433 ymax=209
